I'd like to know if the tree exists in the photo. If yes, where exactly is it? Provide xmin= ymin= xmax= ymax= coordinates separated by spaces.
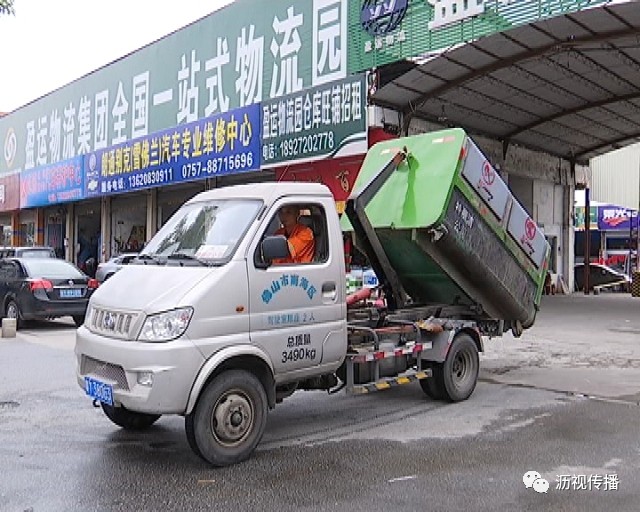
xmin=0 ymin=0 xmax=15 ymax=15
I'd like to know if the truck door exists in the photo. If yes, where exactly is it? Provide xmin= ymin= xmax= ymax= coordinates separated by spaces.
xmin=247 ymin=199 xmax=346 ymax=376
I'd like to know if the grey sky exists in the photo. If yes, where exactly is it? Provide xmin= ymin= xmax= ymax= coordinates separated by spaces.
xmin=0 ymin=0 xmax=232 ymax=113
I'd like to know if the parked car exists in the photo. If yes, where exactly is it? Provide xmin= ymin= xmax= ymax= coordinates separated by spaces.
xmin=574 ymin=262 xmax=631 ymax=293
xmin=95 ymin=253 xmax=139 ymax=282
xmin=0 ymin=258 xmax=99 ymax=328
xmin=0 ymin=246 xmax=56 ymax=259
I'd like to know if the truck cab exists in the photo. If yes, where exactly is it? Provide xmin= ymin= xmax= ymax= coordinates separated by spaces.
xmin=76 ymin=182 xmax=347 ymax=465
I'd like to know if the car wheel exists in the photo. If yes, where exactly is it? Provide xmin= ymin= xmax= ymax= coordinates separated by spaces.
xmin=5 ymin=299 xmax=21 ymax=329
xmin=73 ymin=315 xmax=85 ymax=327
xmin=101 ymin=403 xmax=161 ymax=430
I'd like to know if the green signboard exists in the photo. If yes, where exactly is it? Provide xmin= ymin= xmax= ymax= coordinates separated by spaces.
xmin=1 ymin=0 xmax=351 ymax=175
xmin=348 ymin=0 xmax=613 ymax=74
xmin=261 ymin=74 xmax=367 ymax=166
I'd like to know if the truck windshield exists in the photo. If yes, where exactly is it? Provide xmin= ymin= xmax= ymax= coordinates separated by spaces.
xmin=141 ymin=199 xmax=262 ymax=263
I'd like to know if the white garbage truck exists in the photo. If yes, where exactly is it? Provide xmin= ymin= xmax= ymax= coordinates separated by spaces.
xmin=75 ymin=128 xmax=550 ymax=466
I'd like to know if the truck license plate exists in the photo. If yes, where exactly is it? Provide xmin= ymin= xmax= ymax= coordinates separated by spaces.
xmin=84 ymin=377 xmax=113 ymax=406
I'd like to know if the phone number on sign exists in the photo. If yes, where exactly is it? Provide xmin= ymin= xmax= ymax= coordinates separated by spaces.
xmin=128 ymin=168 xmax=174 ymax=188
xmin=263 ymin=132 xmax=335 ymax=162
xmin=182 ymin=152 xmax=255 ymax=179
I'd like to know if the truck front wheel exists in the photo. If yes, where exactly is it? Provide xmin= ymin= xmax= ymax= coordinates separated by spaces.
xmin=101 ymin=403 xmax=161 ymax=430
xmin=185 ymin=369 xmax=268 ymax=467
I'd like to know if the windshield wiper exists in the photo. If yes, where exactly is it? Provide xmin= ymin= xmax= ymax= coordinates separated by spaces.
xmin=167 ymin=253 xmax=208 ymax=266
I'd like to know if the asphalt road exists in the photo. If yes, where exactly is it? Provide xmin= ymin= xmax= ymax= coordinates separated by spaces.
xmin=1 ymin=294 xmax=639 ymax=512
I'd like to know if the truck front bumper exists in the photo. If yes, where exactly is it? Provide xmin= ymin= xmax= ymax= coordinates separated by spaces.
xmin=75 ymin=326 xmax=205 ymax=415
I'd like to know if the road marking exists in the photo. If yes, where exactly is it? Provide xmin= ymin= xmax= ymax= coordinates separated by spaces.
xmin=388 ymin=475 xmax=417 ymax=483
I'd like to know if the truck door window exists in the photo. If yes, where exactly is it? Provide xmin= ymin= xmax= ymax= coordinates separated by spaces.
xmin=258 ymin=203 xmax=328 ymax=266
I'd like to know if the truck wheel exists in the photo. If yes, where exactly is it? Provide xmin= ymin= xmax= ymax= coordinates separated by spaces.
xmin=441 ymin=333 xmax=479 ymax=402
xmin=101 ymin=403 xmax=161 ymax=430
xmin=184 ymin=413 xmax=205 ymax=461
xmin=419 ymin=363 xmax=446 ymax=400
xmin=187 ymin=369 xmax=268 ymax=467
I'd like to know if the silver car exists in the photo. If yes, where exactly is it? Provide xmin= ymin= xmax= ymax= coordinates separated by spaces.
xmin=95 ymin=253 xmax=139 ymax=282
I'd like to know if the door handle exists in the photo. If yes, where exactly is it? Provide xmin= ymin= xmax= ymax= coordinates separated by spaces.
xmin=321 ymin=282 xmax=337 ymax=302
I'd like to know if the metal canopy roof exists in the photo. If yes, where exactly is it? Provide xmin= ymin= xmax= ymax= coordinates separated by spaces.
xmin=371 ymin=1 xmax=640 ymax=165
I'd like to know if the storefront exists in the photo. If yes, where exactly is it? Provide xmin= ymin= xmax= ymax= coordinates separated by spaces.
xmin=597 ymin=205 xmax=638 ymax=274
xmin=19 ymin=157 xmax=85 ymax=253
xmin=157 ymin=183 xmax=205 ymax=227
xmin=0 ymin=171 xmax=20 ymax=246
xmin=75 ymin=199 xmax=101 ymax=269
xmin=2 ymin=4 xmax=370 ymax=265
xmin=574 ymin=202 xmax=638 ymax=274
xmin=17 ymin=209 xmax=36 ymax=247
xmin=44 ymin=205 xmax=66 ymax=257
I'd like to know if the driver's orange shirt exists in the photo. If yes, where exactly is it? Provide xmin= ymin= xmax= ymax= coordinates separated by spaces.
xmin=274 ymin=224 xmax=315 ymax=264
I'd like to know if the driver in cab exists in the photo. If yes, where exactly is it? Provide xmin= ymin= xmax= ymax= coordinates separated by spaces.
xmin=273 ymin=205 xmax=315 ymax=264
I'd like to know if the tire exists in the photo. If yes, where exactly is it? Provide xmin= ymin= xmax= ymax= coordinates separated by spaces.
xmin=440 ymin=333 xmax=479 ymax=402
xmin=73 ymin=315 xmax=85 ymax=327
xmin=188 ymin=369 xmax=268 ymax=467
xmin=419 ymin=362 xmax=446 ymax=400
xmin=185 ymin=413 xmax=206 ymax=462
xmin=5 ymin=299 xmax=21 ymax=329
xmin=101 ymin=403 xmax=161 ymax=430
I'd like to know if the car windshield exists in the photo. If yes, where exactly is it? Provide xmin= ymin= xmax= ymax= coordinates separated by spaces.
xmin=22 ymin=259 xmax=84 ymax=278
xmin=141 ymin=199 xmax=262 ymax=262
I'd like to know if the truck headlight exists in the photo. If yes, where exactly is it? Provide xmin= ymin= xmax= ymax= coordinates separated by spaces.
xmin=138 ymin=307 xmax=193 ymax=342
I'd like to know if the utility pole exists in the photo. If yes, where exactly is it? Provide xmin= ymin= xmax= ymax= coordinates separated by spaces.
xmin=584 ymin=184 xmax=590 ymax=294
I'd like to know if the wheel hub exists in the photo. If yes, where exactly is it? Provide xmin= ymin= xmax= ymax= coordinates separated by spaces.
xmin=452 ymin=352 xmax=470 ymax=383
xmin=212 ymin=392 xmax=253 ymax=446
xmin=6 ymin=303 xmax=17 ymax=319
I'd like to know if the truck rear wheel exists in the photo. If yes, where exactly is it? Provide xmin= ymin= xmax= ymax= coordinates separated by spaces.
xmin=441 ymin=333 xmax=479 ymax=402
xmin=419 ymin=363 xmax=446 ymax=400
xmin=101 ymin=403 xmax=161 ymax=430
xmin=186 ymin=369 xmax=268 ymax=467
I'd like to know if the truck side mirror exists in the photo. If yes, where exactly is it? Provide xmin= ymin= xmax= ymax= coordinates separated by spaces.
xmin=257 ymin=235 xmax=290 ymax=268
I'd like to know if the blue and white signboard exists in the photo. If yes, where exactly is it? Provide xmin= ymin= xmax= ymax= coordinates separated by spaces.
xmin=20 ymin=156 xmax=85 ymax=208
xmin=84 ymin=103 xmax=261 ymax=197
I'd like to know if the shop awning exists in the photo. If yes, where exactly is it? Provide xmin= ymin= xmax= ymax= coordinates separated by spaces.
xmin=369 ymin=1 xmax=640 ymax=165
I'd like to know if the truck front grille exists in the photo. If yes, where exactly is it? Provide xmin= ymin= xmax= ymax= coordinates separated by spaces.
xmin=89 ymin=307 xmax=136 ymax=339
xmin=81 ymin=356 xmax=129 ymax=391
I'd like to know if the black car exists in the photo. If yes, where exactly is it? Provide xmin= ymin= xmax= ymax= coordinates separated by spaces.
xmin=0 ymin=258 xmax=99 ymax=328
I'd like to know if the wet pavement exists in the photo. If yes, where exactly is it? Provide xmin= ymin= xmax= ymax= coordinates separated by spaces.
xmin=1 ymin=294 xmax=639 ymax=512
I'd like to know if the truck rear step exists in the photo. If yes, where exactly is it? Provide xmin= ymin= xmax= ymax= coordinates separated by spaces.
xmin=348 ymin=369 xmax=432 ymax=395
